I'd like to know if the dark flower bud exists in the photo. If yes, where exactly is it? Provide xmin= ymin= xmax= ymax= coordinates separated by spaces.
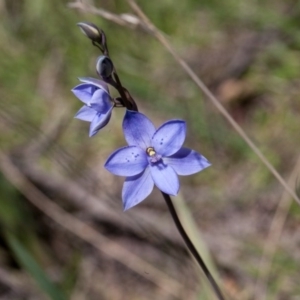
xmin=77 ymin=22 xmax=102 ymax=42
xmin=96 ymin=56 xmax=114 ymax=78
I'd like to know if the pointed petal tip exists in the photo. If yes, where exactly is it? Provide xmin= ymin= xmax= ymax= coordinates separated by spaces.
xmin=164 ymin=185 xmax=179 ymax=196
xmin=89 ymin=127 xmax=100 ymax=137
xmin=121 ymin=169 xmax=154 ymax=210
xmin=202 ymin=157 xmax=212 ymax=169
xmin=122 ymin=196 xmax=143 ymax=211
xmin=165 ymin=148 xmax=211 ymax=176
xmin=77 ymin=77 xmax=109 ymax=92
xmin=123 ymin=203 xmax=131 ymax=211
xmin=89 ymin=125 xmax=99 ymax=137
xmin=71 ymin=87 xmax=77 ymax=94
xmin=123 ymin=197 xmax=135 ymax=211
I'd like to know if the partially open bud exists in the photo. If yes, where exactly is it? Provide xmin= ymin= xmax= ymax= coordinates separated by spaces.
xmin=77 ymin=22 xmax=102 ymax=42
xmin=96 ymin=56 xmax=114 ymax=78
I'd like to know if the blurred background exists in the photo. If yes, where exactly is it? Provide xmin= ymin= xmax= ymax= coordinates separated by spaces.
xmin=1 ymin=0 xmax=300 ymax=299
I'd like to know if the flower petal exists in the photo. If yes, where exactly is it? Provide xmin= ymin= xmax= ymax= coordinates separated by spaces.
xmin=123 ymin=110 xmax=156 ymax=149
xmin=89 ymin=89 xmax=112 ymax=113
xmin=78 ymin=77 xmax=109 ymax=93
xmin=105 ymin=146 xmax=148 ymax=176
xmin=89 ymin=107 xmax=113 ymax=137
xmin=71 ymin=83 xmax=97 ymax=104
xmin=165 ymin=147 xmax=211 ymax=175
xmin=152 ymin=120 xmax=186 ymax=156
xmin=74 ymin=106 xmax=97 ymax=122
xmin=122 ymin=168 xmax=154 ymax=210
xmin=150 ymin=162 xmax=179 ymax=195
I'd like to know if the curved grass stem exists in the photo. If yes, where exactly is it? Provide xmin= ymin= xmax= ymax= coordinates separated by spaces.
xmin=126 ymin=0 xmax=300 ymax=209
xmin=162 ymin=192 xmax=226 ymax=300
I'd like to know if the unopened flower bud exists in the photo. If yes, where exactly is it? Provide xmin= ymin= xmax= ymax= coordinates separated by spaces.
xmin=77 ymin=22 xmax=102 ymax=42
xmin=96 ymin=56 xmax=114 ymax=78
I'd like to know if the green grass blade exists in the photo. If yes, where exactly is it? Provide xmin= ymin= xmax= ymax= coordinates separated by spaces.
xmin=6 ymin=233 xmax=66 ymax=300
xmin=172 ymin=193 xmax=221 ymax=299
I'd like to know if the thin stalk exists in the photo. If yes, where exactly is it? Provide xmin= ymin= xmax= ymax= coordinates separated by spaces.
xmin=81 ymin=21 xmax=224 ymax=298
xmin=161 ymin=192 xmax=226 ymax=300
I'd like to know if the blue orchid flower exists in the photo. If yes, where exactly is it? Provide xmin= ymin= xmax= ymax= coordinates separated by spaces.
xmin=105 ymin=110 xmax=211 ymax=210
xmin=72 ymin=77 xmax=113 ymax=137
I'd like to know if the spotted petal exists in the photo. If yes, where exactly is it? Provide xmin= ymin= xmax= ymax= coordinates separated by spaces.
xmin=152 ymin=120 xmax=186 ymax=156
xmin=150 ymin=162 xmax=179 ymax=195
xmin=105 ymin=146 xmax=148 ymax=176
xmin=165 ymin=147 xmax=211 ymax=175
xmin=122 ymin=168 xmax=154 ymax=210
xmin=123 ymin=110 xmax=156 ymax=150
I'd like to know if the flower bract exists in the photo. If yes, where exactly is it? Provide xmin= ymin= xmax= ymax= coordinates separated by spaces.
xmin=105 ymin=110 xmax=211 ymax=210
xmin=72 ymin=77 xmax=113 ymax=137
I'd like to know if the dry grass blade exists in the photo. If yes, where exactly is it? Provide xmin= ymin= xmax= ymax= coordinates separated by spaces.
xmin=68 ymin=0 xmax=300 ymax=209
xmin=125 ymin=0 xmax=300 ymax=208
xmin=0 ymin=151 xmax=183 ymax=299
xmin=68 ymin=0 xmax=148 ymax=31
xmin=254 ymin=154 xmax=300 ymax=299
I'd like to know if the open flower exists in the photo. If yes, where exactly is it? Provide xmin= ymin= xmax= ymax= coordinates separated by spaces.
xmin=72 ymin=77 xmax=113 ymax=137
xmin=105 ymin=110 xmax=211 ymax=210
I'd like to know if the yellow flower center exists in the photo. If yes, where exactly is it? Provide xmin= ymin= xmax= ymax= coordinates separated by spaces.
xmin=146 ymin=147 xmax=156 ymax=157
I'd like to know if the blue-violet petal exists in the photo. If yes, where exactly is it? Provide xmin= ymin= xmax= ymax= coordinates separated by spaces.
xmin=89 ymin=89 xmax=112 ymax=112
xmin=123 ymin=110 xmax=156 ymax=149
xmin=78 ymin=77 xmax=109 ymax=93
xmin=152 ymin=120 xmax=186 ymax=156
xmin=105 ymin=146 xmax=148 ymax=176
xmin=75 ymin=106 xmax=97 ymax=122
xmin=150 ymin=162 xmax=179 ymax=195
xmin=89 ymin=108 xmax=112 ymax=137
xmin=122 ymin=168 xmax=154 ymax=210
xmin=72 ymin=83 xmax=96 ymax=104
xmin=165 ymin=147 xmax=211 ymax=175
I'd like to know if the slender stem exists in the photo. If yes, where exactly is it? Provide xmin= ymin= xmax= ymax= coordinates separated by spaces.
xmin=110 ymin=43 xmax=223 ymax=300
xmin=113 ymin=71 xmax=138 ymax=111
xmin=89 ymin=27 xmax=138 ymax=111
xmin=85 ymin=22 xmax=223 ymax=298
xmin=161 ymin=192 xmax=226 ymax=300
